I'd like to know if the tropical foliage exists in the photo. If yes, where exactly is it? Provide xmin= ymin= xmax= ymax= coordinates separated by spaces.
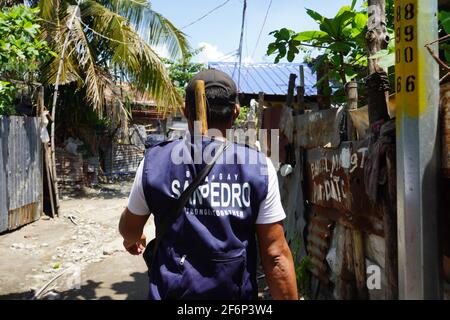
xmin=0 ymin=4 xmax=53 ymax=115
xmin=267 ymin=3 xmax=371 ymax=86
xmin=163 ymin=47 xmax=205 ymax=97
xmin=37 ymin=0 xmax=188 ymax=115
xmin=439 ymin=10 xmax=450 ymax=63
xmin=267 ymin=1 xmax=398 ymax=104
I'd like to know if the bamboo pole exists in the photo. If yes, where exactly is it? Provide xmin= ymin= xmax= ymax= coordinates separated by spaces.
xmin=345 ymin=81 xmax=358 ymax=141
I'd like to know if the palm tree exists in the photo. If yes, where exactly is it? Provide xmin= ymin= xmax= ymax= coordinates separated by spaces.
xmin=38 ymin=0 xmax=188 ymax=113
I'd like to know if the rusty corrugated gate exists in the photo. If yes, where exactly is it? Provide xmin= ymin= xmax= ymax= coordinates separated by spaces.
xmin=0 ymin=116 xmax=43 ymax=232
xmin=279 ymin=104 xmax=396 ymax=299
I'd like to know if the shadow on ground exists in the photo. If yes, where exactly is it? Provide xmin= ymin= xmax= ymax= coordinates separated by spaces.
xmin=0 ymin=272 xmax=148 ymax=300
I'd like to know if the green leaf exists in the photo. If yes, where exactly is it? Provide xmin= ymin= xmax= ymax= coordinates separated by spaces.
xmin=328 ymin=42 xmax=353 ymax=54
xmin=344 ymin=66 xmax=358 ymax=82
xmin=335 ymin=5 xmax=352 ymax=18
xmin=444 ymin=49 xmax=450 ymax=63
xmin=293 ymin=30 xmax=331 ymax=42
xmin=287 ymin=50 xmax=295 ymax=62
xmin=278 ymin=28 xmax=291 ymax=41
xmin=353 ymin=12 xmax=368 ymax=31
xmin=329 ymin=54 xmax=341 ymax=67
xmin=439 ymin=11 xmax=450 ymax=34
xmin=312 ymin=54 xmax=327 ymax=73
xmin=23 ymin=21 xmax=33 ymax=30
xmin=351 ymin=0 xmax=357 ymax=10
xmin=305 ymin=8 xmax=323 ymax=23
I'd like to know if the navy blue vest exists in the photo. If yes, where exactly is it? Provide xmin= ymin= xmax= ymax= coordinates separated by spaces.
xmin=142 ymin=137 xmax=268 ymax=300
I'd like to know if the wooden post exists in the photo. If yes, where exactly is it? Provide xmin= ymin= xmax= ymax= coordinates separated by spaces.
xmin=286 ymin=73 xmax=297 ymax=108
xmin=344 ymin=90 xmax=359 ymax=277
xmin=194 ymin=80 xmax=208 ymax=135
xmin=345 ymin=81 xmax=358 ymax=140
xmin=257 ymin=92 xmax=265 ymax=132
xmin=296 ymin=66 xmax=306 ymax=114
xmin=50 ymin=1 xmax=80 ymax=211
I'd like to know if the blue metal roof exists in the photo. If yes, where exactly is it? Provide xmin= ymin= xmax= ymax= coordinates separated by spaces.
xmin=208 ymin=62 xmax=317 ymax=96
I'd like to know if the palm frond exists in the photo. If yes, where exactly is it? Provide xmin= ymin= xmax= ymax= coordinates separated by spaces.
xmin=39 ymin=5 xmax=82 ymax=86
xmin=98 ymin=0 xmax=189 ymax=60
xmin=38 ymin=0 xmax=60 ymax=20
xmin=81 ymin=0 xmax=183 ymax=112
xmin=69 ymin=4 xmax=114 ymax=111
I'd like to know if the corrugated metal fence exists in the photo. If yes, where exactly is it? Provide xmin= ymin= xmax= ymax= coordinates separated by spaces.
xmin=0 ymin=116 xmax=42 ymax=233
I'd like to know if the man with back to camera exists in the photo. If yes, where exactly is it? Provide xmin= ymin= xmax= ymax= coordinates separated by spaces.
xmin=119 ymin=69 xmax=298 ymax=300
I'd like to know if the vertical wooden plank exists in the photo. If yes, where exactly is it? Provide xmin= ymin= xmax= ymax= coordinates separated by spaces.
xmin=346 ymin=81 xmax=358 ymax=140
xmin=257 ymin=92 xmax=265 ymax=132
xmin=286 ymin=73 xmax=297 ymax=108
xmin=296 ymin=66 xmax=306 ymax=114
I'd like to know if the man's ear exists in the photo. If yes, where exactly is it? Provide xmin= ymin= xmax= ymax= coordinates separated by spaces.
xmin=233 ymin=104 xmax=240 ymax=121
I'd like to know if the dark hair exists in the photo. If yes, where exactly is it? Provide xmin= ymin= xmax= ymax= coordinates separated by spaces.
xmin=185 ymin=86 xmax=237 ymax=124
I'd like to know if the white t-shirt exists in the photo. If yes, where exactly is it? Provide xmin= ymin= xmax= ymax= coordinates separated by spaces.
xmin=127 ymin=157 xmax=286 ymax=224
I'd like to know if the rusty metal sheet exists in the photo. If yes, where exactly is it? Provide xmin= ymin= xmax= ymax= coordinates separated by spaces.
xmin=8 ymin=202 xmax=40 ymax=231
xmin=306 ymin=213 xmax=333 ymax=284
xmin=312 ymin=205 xmax=384 ymax=237
xmin=294 ymin=107 xmax=344 ymax=149
xmin=304 ymin=138 xmax=381 ymax=220
xmin=0 ymin=116 xmax=42 ymax=232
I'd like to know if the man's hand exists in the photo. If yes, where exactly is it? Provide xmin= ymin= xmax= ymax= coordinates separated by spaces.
xmin=119 ymin=207 xmax=150 ymax=255
xmin=123 ymin=234 xmax=147 ymax=255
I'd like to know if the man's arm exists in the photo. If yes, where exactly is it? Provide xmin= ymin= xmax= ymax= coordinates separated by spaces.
xmin=256 ymin=222 xmax=298 ymax=300
xmin=119 ymin=208 xmax=149 ymax=255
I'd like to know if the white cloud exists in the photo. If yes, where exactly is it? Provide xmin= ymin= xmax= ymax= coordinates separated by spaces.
xmin=242 ymin=55 xmax=254 ymax=64
xmin=196 ymin=42 xmax=255 ymax=65
xmin=197 ymin=42 xmax=236 ymax=63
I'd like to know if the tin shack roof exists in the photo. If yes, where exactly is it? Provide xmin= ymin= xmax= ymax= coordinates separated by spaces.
xmin=208 ymin=62 xmax=317 ymax=97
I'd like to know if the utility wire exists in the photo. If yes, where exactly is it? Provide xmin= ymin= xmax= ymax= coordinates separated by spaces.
xmin=181 ymin=0 xmax=232 ymax=30
xmin=216 ymin=49 xmax=239 ymax=61
xmin=251 ymin=0 xmax=273 ymax=59
xmin=77 ymin=17 xmax=132 ymax=45
xmin=237 ymin=0 xmax=247 ymax=89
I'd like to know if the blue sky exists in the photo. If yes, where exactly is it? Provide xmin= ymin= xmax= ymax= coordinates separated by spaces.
xmin=151 ymin=0 xmax=363 ymax=64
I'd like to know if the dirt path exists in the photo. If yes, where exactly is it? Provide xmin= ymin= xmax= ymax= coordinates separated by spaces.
xmin=0 ymin=181 xmax=154 ymax=300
